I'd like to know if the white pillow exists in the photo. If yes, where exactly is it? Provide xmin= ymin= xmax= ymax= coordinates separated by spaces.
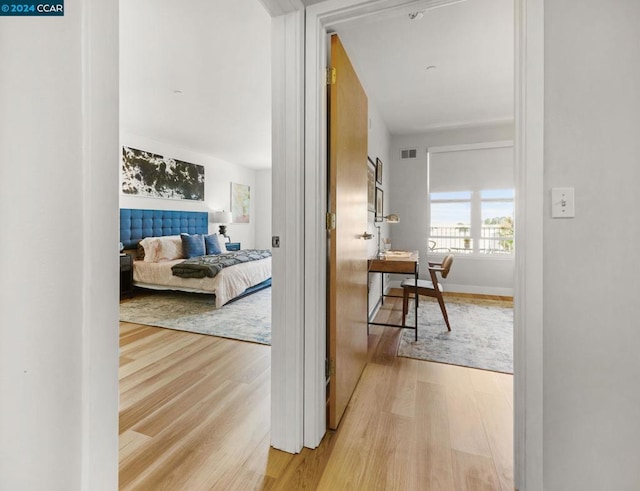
xmin=138 ymin=236 xmax=156 ymax=260
xmin=140 ymin=235 xmax=184 ymax=262
xmin=216 ymin=234 xmax=228 ymax=253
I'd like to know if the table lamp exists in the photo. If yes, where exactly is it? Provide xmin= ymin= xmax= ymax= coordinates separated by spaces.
xmin=374 ymin=214 xmax=399 ymax=257
xmin=210 ymin=210 xmax=233 ymax=236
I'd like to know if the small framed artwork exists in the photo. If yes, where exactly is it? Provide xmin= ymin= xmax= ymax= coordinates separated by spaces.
xmin=375 ymin=186 xmax=383 ymax=218
xmin=367 ymin=157 xmax=376 ymax=212
xmin=231 ymin=182 xmax=250 ymax=223
xmin=375 ymin=158 xmax=383 ymax=184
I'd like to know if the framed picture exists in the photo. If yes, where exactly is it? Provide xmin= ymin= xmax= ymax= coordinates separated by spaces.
xmin=375 ymin=157 xmax=383 ymax=184
xmin=375 ymin=186 xmax=383 ymax=218
xmin=121 ymin=146 xmax=205 ymax=201
xmin=367 ymin=157 xmax=376 ymax=212
xmin=231 ymin=182 xmax=250 ymax=223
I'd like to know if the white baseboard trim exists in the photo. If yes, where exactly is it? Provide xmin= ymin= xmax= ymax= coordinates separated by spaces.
xmin=368 ymin=301 xmax=380 ymax=320
xmin=387 ymin=280 xmax=513 ymax=298
xmin=368 ymin=282 xmax=394 ymax=319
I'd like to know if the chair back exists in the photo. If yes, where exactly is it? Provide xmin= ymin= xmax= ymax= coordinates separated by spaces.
xmin=440 ymin=254 xmax=454 ymax=279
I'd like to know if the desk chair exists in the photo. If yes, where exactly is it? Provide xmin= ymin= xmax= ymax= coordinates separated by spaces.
xmin=401 ymin=254 xmax=454 ymax=331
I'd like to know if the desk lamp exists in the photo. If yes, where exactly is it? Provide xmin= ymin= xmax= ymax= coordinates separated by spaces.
xmin=374 ymin=213 xmax=399 ymax=257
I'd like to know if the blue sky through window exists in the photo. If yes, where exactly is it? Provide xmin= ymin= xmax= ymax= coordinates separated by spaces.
xmin=481 ymin=189 xmax=514 ymax=199
xmin=431 ymin=189 xmax=514 ymax=226
xmin=431 ymin=202 xmax=470 ymax=227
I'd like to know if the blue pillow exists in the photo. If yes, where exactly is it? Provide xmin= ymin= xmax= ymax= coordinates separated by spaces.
xmin=180 ymin=233 xmax=205 ymax=258
xmin=204 ymin=234 xmax=222 ymax=255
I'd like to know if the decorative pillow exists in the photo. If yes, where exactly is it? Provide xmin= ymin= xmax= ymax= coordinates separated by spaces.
xmin=217 ymin=233 xmax=228 ymax=253
xmin=204 ymin=234 xmax=222 ymax=255
xmin=181 ymin=233 xmax=206 ymax=258
xmin=138 ymin=236 xmax=157 ymax=261
xmin=141 ymin=235 xmax=184 ymax=262
xmin=136 ymin=242 xmax=146 ymax=260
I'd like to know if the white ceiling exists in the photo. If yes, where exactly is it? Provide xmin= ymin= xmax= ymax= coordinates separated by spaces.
xmin=119 ymin=0 xmax=272 ymax=169
xmin=334 ymin=0 xmax=514 ymax=135
xmin=120 ymin=0 xmax=513 ymax=170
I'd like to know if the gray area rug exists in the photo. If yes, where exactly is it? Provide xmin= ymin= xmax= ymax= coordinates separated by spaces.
xmin=398 ymin=296 xmax=513 ymax=373
xmin=119 ymin=288 xmax=271 ymax=345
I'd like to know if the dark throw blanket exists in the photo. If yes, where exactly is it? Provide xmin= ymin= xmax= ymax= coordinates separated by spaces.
xmin=171 ymin=249 xmax=271 ymax=279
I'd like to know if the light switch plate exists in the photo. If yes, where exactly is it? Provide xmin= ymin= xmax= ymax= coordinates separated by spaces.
xmin=551 ymin=187 xmax=575 ymax=218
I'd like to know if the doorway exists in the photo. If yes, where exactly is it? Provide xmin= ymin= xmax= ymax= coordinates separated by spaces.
xmin=117 ymin=0 xmax=278 ymax=481
xmin=76 ymin=0 xmax=542 ymax=486
xmin=299 ymin=1 xmax=544 ymax=489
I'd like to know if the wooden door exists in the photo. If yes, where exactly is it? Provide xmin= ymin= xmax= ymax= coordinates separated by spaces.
xmin=327 ymin=34 xmax=369 ymax=429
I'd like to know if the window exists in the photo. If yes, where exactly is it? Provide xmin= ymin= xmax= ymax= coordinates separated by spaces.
xmin=430 ymin=191 xmax=473 ymax=253
xmin=480 ymin=189 xmax=514 ymax=254
xmin=428 ymin=142 xmax=515 ymax=255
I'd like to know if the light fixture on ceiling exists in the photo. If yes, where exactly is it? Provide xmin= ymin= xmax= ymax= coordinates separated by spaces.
xmin=408 ymin=11 xmax=424 ymax=20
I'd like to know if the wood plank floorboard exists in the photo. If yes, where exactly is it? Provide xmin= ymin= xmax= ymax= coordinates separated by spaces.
xmin=119 ymin=293 xmax=513 ymax=490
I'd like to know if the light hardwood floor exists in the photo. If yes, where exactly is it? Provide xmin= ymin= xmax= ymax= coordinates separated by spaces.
xmin=119 ymin=295 xmax=513 ymax=490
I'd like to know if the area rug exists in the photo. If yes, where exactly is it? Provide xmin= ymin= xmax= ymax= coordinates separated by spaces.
xmin=397 ymin=296 xmax=513 ymax=373
xmin=119 ymin=287 xmax=271 ymax=345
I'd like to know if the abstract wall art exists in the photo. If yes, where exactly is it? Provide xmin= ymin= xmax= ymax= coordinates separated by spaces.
xmin=121 ymin=146 xmax=205 ymax=201
xmin=231 ymin=182 xmax=250 ymax=223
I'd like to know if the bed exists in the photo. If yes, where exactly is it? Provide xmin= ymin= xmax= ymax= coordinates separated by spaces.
xmin=120 ymin=208 xmax=271 ymax=307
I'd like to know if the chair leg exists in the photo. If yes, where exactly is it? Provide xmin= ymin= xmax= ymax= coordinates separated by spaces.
xmin=436 ymin=292 xmax=451 ymax=331
xmin=402 ymin=288 xmax=409 ymax=326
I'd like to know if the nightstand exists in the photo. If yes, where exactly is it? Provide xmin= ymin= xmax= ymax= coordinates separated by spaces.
xmin=226 ymin=242 xmax=241 ymax=251
xmin=120 ymin=254 xmax=133 ymax=298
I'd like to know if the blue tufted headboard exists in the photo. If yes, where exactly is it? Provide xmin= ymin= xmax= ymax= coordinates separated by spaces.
xmin=119 ymin=209 xmax=209 ymax=249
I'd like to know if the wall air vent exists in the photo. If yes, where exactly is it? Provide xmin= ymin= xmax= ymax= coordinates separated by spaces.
xmin=400 ymin=148 xmax=417 ymax=159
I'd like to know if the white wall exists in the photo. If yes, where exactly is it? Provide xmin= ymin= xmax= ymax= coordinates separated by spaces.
xmin=0 ymin=0 xmax=119 ymax=489
xmin=254 ymin=169 xmax=273 ymax=249
xmin=119 ymin=133 xmax=262 ymax=249
xmin=543 ymin=1 xmax=640 ymax=488
xmin=366 ymin=101 xmax=392 ymax=313
xmin=390 ymin=123 xmax=515 ymax=295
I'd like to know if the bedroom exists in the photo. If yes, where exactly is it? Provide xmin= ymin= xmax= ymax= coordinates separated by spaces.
xmin=118 ymin=0 xmax=274 ymax=315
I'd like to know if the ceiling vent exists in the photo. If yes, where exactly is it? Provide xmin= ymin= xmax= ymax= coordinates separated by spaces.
xmin=400 ymin=148 xmax=417 ymax=160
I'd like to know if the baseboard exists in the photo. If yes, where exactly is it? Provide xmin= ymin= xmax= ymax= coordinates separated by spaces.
xmin=387 ymin=280 xmax=513 ymax=298
xmin=368 ymin=297 xmax=381 ymax=319
xmin=368 ymin=282 xmax=394 ymax=319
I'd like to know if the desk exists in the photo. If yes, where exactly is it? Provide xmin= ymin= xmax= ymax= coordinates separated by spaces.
xmin=367 ymin=251 xmax=419 ymax=341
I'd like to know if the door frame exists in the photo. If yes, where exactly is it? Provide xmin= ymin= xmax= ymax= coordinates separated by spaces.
xmin=298 ymin=0 xmax=544 ymax=489
xmin=262 ymin=0 xmax=306 ymax=454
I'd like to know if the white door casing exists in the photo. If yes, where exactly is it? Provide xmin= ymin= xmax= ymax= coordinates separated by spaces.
xmin=265 ymin=3 xmax=544 ymax=490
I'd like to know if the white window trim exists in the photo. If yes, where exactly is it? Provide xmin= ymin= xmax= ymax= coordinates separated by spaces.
xmin=428 ymin=140 xmax=514 ymax=154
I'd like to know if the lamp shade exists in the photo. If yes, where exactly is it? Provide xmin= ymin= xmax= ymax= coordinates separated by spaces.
xmin=210 ymin=211 xmax=232 ymax=224
xmin=385 ymin=214 xmax=400 ymax=223
xmin=375 ymin=213 xmax=400 ymax=223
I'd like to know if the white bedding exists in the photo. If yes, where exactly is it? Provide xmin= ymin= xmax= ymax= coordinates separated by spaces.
xmin=133 ymin=256 xmax=271 ymax=308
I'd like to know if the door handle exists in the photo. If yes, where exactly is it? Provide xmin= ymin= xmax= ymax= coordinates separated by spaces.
xmin=360 ymin=232 xmax=373 ymax=240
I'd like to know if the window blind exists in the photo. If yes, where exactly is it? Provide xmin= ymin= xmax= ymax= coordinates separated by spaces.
xmin=429 ymin=143 xmax=514 ymax=193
